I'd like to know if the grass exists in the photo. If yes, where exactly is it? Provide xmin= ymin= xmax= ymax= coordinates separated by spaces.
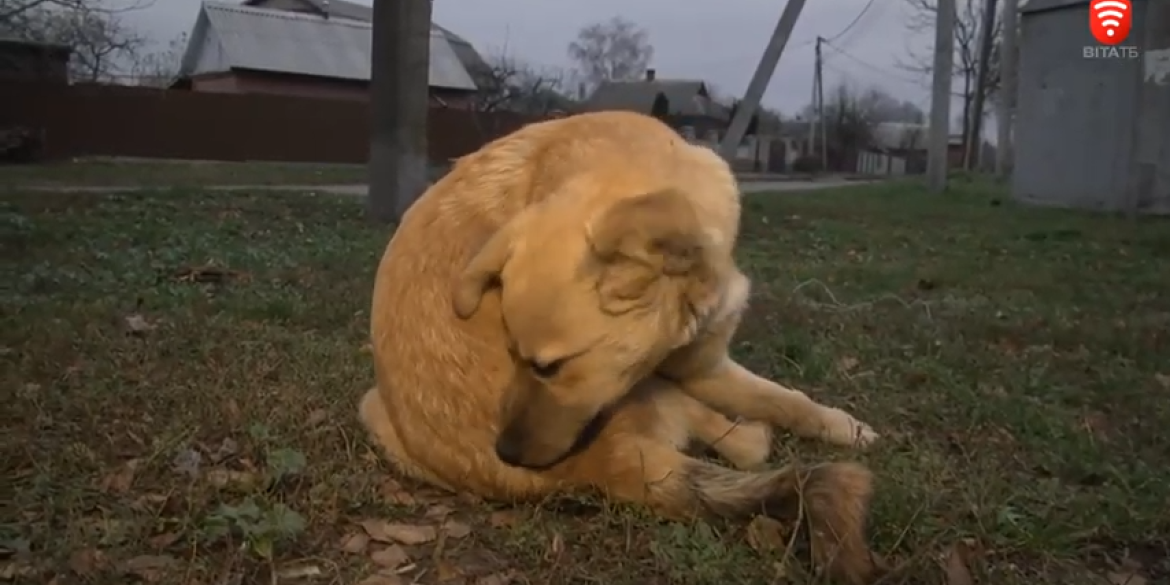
xmin=0 ymin=159 xmax=369 ymax=188
xmin=2 ymin=179 xmax=1168 ymax=584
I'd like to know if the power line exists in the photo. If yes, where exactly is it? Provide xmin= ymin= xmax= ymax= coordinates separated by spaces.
xmin=821 ymin=39 xmax=966 ymax=98
xmin=824 ymin=0 xmax=877 ymax=44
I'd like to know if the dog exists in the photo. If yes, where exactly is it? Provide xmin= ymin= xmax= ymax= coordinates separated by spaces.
xmin=359 ymin=111 xmax=883 ymax=583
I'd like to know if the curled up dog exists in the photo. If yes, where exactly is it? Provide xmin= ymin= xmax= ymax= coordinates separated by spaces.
xmin=359 ymin=111 xmax=885 ymax=583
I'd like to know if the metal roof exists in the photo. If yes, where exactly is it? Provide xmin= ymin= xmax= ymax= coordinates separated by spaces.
xmin=182 ymin=1 xmax=477 ymax=90
xmin=582 ymin=79 xmax=730 ymax=121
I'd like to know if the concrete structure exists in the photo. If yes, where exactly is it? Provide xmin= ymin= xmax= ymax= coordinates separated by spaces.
xmin=175 ymin=1 xmax=479 ymax=108
xmin=1014 ymin=0 xmax=1169 ymax=213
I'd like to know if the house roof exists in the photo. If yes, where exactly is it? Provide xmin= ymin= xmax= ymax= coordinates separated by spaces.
xmin=180 ymin=1 xmax=477 ymax=90
xmin=582 ymin=79 xmax=730 ymax=121
xmin=241 ymin=0 xmax=490 ymax=77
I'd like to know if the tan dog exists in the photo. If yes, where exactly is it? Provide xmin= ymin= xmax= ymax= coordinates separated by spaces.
xmin=359 ymin=111 xmax=882 ymax=583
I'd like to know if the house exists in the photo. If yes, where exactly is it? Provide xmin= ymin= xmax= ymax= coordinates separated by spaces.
xmin=241 ymin=0 xmax=493 ymax=87
xmin=1015 ymin=0 xmax=1167 ymax=213
xmin=0 ymin=37 xmax=71 ymax=84
xmin=174 ymin=1 xmax=479 ymax=107
xmin=580 ymin=70 xmax=730 ymax=143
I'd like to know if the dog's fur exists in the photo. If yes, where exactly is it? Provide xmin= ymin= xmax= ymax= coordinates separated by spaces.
xmin=359 ymin=111 xmax=882 ymax=583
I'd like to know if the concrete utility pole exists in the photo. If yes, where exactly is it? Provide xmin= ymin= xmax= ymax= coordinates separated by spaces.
xmin=927 ymin=0 xmax=957 ymax=193
xmin=719 ymin=0 xmax=810 ymax=160
xmin=1123 ymin=0 xmax=1170 ymax=218
xmin=995 ymin=0 xmax=1018 ymax=179
xmin=965 ymin=0 xmax=1000 ymax=171
xmin=816 ymin=37 xmax=827 ymax=170
xmin=807 ymin=44 xmax=818 ymax=163
xmin=367 ymin=0 xmax=431 ymax=222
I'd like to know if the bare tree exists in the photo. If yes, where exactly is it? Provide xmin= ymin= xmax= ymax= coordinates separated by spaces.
xmin=130 ymin=30 xmax=185 ymax=87
xmin=475 ymin=52 xmax=570 ymax=115
xmin=567 ymin=16 xmax=653 ymax=91
xmin=900 ymin=0 xmax=1001 ymax=149
xmin=0 ymin=0 xmax=150 ymax=82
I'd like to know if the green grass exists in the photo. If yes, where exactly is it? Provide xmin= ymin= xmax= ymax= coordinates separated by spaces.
xmin=0 ymin=159 xmax=369 ymax=188
xmin=2 ymin=180 xmax=1168 ymax=584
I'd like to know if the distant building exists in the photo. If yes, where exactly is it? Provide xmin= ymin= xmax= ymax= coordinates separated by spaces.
xmin=174 ymin=1 xmax=479 ymax=108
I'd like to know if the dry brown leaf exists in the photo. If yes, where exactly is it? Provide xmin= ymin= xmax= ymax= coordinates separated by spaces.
xmin=1155 ymin=373 xmax=1170 ymax=390
xmin=369 ymin=545 xmax=410 ymax=569
xmin=1106 ymin=572 xmax=1148 ymax=585
xmin=837 ymin=356 xmax=860 ymax=374
xmin=940 ymin=541 xmax=975 ymax=585
xmin=442 ymin=519 xmax=472 ymax=539
xmin=205 ymin=468 xmax=259 ymax=491
xmin=544 ymin=532 xmax=564 ymax=561
xmin=379 ymin=479 xmax=417 ymax=505
xmin=745 ymin=516 xmax=788 ymax=554
xmin=307 ymin=409 xmax=329 ymax=426
xmin=124 ymin=313 xmax=156 ymax=334
xmin=100 ymin=459 xmax=140 ymax=494
xmin=339 ymin=532 xmax=370 ymax=554
xmin=69 ymin=548 xmax=108 ymax=576
xmin=474 ymin=570 xmax=517 ymax=585
xmin=147 ymin=532 xmax=181 ymax=550
xmin=361 ymin=520 xmax=437 ymax=545
xmin=488 ymin=510 xmax=521 ymax=528
xmin=119 ymin=555 xmax=177 ymax=583
xmin=276 ymin=564 xmax=323 ymax=580
xmin=425 ymin=504 xmax=454 ymax=518
xmin=436 ymin=560 xmax=463 ymax=581
xmin=356 ymin=574 xmax=405 ymax=585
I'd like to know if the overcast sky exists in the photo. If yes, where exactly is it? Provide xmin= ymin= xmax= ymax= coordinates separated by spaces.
xmin=124 ymin=0 xmax=952 ymax=118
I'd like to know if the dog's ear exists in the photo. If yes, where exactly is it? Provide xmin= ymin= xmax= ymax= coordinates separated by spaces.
xmin=452 ymin=221 xmax=516 ymax=319
xmin=587 ymin=190 xmax=711 ymax=313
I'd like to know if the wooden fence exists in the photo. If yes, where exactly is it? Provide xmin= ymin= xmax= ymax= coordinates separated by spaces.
xmin=0 ymin=82 xmax=543 ymax=164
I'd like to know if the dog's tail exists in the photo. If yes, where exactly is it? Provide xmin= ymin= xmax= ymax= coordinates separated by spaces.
xmin=683 ymin=459 xmax=882 ymax=585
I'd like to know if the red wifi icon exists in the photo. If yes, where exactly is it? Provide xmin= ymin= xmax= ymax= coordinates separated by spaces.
xmin=1089 ymin=0 xmax=1132 ymax=46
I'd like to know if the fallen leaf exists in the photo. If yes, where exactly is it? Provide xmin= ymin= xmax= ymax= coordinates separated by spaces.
xmin=836 ymin=356 xmax=860 ymax=374
xmin=147 ymin=532 xmax=181 ymax=550
xmin=361 ymin=520 xmax=437 ymax=545
xmin=544 ymin=532 xmax=564 ymax=561
xmin=100 ymin=459 xmax=140 ymax=494
xmin=745 ymin=516 xmax=788 ymax=554
xmin=119 ymin=555 xmax=177 ymax=583
xmin=205 ymin=468 xmax=259 ymax=492
xmin=474 ymin=570 xmax=517 ymax=585
xmin=307 ymin=409 xmax=328 ymax=426
xmin=1106 ymin=572 xmax=1148 ymax=585
xmin=379 ymin=479 xmax=417 ymax=505
xmin=276 ymin=564 xmax=323 ymax=580
xmin=339 ymin=532 xmax=370 ymax=554
xmin=442 ymin=519 xmax=472 ymax=539
xmin=1155 ymin=373 xmax=1170 ymax=390
xmin=425 ymin=504 xmax=454 ymax=519
xmin=356 ymin=574 xmax=405 ymax=585
xmin=209 ymin=437 xmax=240 ymax=463
xmin=69 ymin=548 xmax=108 ymax=576
xmin=369 ymin=545 xmax=410 ymax=569
xmin=940 ymin=541 xmax=975 ymax=585
xmin=124 ymin=313 xmax=156 ymax=334
xmin=436 ymin=560 xmax=463 ymax=581
xmin=488 ymin=510 xmax=521 ymax=528
xmin=172 ymin=447 xmax=203 ymax=478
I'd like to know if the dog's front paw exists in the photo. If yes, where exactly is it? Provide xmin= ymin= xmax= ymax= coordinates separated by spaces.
xmin=821 ymin=408 xmax=879 ymax=449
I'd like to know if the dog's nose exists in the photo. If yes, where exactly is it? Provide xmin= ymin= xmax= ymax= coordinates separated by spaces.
xmin=494 ymin=435 xmax=524 ymax=466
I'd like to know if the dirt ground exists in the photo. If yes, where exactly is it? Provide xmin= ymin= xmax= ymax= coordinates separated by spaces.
xmin=2 ymin=178 xmax=1168 ymax=584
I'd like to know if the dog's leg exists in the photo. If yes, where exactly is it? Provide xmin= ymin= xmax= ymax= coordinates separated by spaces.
xmin=551 ymin=380 xmax=882 ymax=585
xmin=680 ymin=395 xmax=773 ymax=470
xmin=676 ymin=359 xmax=878 ymax=448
